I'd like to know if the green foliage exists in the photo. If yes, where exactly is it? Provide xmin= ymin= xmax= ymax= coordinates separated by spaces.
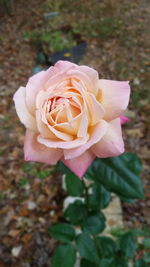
xmin=71 ymin=23 xmax=80 ymax=34
xmin=91 ymin=17 xmax=123 ymax=38
xmin=48 ymin=223 xmax=75 ymax=243
xmin=143 ymin=238 xmax=150 ymax=249
xmin=86 ymin=153 xmax=144 ymax=199
xmin=121 ymin=153 xmax=142 ymax=175
xmin=88 ymin=183 xmax=111 ymax=211
xmin=36 ymin=168 xmax=55 ymax=179
xmin=109 ymin=257 xmax=128 ymax=267
xmin=144 ymin=253 xmax=150 ymax=263
xmin=134 ymin=259 xmax=149 ymax=267
xmin=57 ymin=161 xmax=73 ymax=175
xmin=65 ymin=173 xmax=84 ymax=196
xmin=76 ymin=233 xmax=99 ymax=264
xmin=23 ymin=29 xmax=76 ymax=54
xmin=64 ymin=200 xmax=88 ymax=225
xmin=51 ymin=152 xmax=144 ymax=266
xmin=80 ymin=259 xmax=97 ymax=267
xmin=41 ymin=30 xmax=75 ymax=52
xmin=51 ymin=244 xmax=76 ymax=267
xmin=22 ymin=162 xmax=55 ymax=180
xmin=118 ymin=231 xmax=137 ymax=258
xmin=22 ymin=162 xmax=36 ymax=173
xmin=96 ymin=236 xmax=116 ymax=258
xmin=82 ymin=212 xmax=105 ymax=235
xmin=18 ymin=178 xmax=29 ymax=188
xmin=110 ymin=227 xmax=125 ymax=238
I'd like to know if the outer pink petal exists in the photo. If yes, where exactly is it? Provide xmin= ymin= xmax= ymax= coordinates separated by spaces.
xmin=45 ymin=61 xmax=77 ymax=89
xmin=26 ymin=67 xmax=57 ymax=114
xmin=78 ymin=65 xmax=99 ymax=95
xmin=99 ymin=79 xmax=130 ymax=121
xmin=62 ymin=150 xmax=95 ymax=179
xmin=24 ymin=129 xmax=63 ymax=165
xmin=13 ymin=86 xmax=37 ymax=131
xmin=64 ymin=120 xmax=108 ymax=160
xmin=54 ymin=60 xmax=77 ymax=71
xmin=120 ymin=115 xmax=129 ymax=124
xmin=92 ymin=118 xmax=124 ymax=158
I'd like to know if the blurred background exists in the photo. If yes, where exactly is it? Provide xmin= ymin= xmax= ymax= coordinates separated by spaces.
xmin=0 ymin=0 xmax=150 ymax=266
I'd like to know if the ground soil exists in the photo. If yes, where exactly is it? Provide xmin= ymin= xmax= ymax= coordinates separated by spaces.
xmin=0 ymin=0 xmax=150 ymax=266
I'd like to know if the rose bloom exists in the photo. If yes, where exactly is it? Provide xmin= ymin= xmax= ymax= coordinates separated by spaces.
xmin=14 ymin=61 xmax=130 ymax=178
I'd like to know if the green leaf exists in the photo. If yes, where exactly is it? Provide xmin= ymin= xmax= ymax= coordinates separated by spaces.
xmin=83 ymin=212 xmax=105 ymax=235
xmin=51 ymin=244 xmax=76 ymax=267
xmin=76 ymin=233 xmax=99 ymax=264
xmin=129 ymin=228 xmax=143 ymax=237
xmin=65 ymin=173 xmax=84 ymax=196
xmin=141 ymin=226 xmax=150 ymax=237
xmin=99 ymin=258 xmax=114 ymax=267
xmin=134 ymin=259 xmax=149 ymax=267
xmin=95 ymin=236 xmax=116 ymax=257
xmin=86 ymin=154 xmax=144 ymax=199
xmin=109 ymin=257 xmax=128 ymax=267
xmin=57 ymin=161 xmax=73 ymax=175
xmin=144 ymin=252 xmax=150 ymax=263
xmin=143 ymin=238 xmax=150 ymax=249
xmin=64 ymin=200 xmax=88 ymax=225
xmin=80 ymin=259 xmax=98 ymax=267
xmin=119 ymin=231 xmax=137 ymax=258
xmin=48 ymin=223 xmax=75 ymax=242
xmin=88 ymin=183 xmax=111 ymax=211
xmin=119 ymin=195 xmax=135 ymax=203
xmin=121 ymin=152 xmax=142 ymax=174
xmin=110 ymin=227 xmax=124 ymax=237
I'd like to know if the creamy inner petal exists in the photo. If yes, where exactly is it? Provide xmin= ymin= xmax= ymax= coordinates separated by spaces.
xmin=36 ymin=73 xmax=104 ymax=144
xmin=53 ymin=112 xmax=82 ymax=135
xmin=64 ymin=120 xmax=108 ymax=159
xmin=37 ymin=133 xmax=89 ymax=149
xmin=87 ymin=93 xmax=105 ymax=125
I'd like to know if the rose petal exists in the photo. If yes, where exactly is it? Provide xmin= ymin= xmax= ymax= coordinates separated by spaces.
xmin=78 ymin=65 xmax=99 ymax=95
xmin=24 ymin=129 xmax=62 ymax=164
xmin=13 ymin=86 xmax=37 ymax=132
xmin=62 ymin=150 xmax=95 ymax=179
xmin=87 ymin=93 xmax=105 ymax=125
xmin=77 ymin=112 xmax=88 ymax=137
xmin=99 ymin=79 xmax=130 ymax=121
xmin=26 ymin=67 xmax=57 ymax=114
xmin=64 ymin=120 xmax=108 ymax=159
xmin=36 ymin=110 xmax=57 ymax=139
xmin=68 ymin=69 xmax=94 ymax=92
xmin=45 ymin=61 xmax=76 ymax=90
xmin=55 ymin=60 xmax=77 ymax=71
xmin=54 ymin=113 xmax=82 ymax=136
xmin=45 ymin=112 xmax=74 ymax=141
xmin=120 ymin=115 xmax=129 ymax=124
xmin=92 ymin=118 xmax=124 ymax=157
xmin=37 ymin=133 xmax=89 ymax=149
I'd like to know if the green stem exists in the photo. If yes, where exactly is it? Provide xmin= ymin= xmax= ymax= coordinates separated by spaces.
xmin=82 ymin=179 xmax=89 ymax=208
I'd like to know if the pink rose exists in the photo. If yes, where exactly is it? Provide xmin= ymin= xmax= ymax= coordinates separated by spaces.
xmin=120 ymin=115 xmax=130 ymax=124
xmin=13 ymin=61 xmax=130 ymax=178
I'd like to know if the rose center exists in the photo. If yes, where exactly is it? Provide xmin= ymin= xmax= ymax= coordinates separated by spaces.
xmin=46 ymin=95 xmax=81 ymax=125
